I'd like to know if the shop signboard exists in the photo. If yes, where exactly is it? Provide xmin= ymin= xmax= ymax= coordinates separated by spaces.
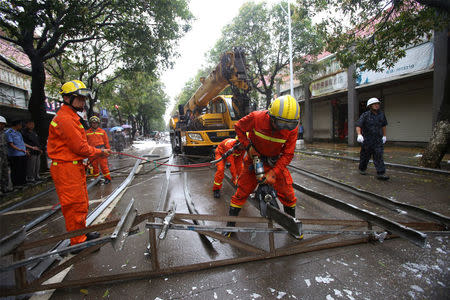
xmin=356 ymin=42 xmax=434 ymax=86
xmin=310 ymin=71 xmax=348 ymax=97
xmin=0 ymin=67 xmax=31 ymax=91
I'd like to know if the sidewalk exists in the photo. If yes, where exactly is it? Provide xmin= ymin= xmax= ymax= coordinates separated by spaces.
xmin=296 ymin=141 xmax=450 ymax=170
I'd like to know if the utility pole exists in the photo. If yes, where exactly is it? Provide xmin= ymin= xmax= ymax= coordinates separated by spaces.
xmin=287 ymin=0 xmax=294 ymax=97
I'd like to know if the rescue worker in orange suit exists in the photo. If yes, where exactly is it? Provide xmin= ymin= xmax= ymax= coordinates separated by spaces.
xmin=47 ymin=80 xmax=111 ymax=247
xmin=226 ymin=95 xmax=300 ymax=235
xmin=86 ymin=116 xmax=112 ymax=184
xmin=212 ymin=138 xmax=245 ymax=198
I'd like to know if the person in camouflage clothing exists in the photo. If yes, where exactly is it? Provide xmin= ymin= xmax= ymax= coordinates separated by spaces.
xmin=0 ymin=116 xmax=12 ymax=195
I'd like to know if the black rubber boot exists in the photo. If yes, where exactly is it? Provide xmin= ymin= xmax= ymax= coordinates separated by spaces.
xmin=224 ymin=206 xmax=241 ymax=237
xmin=283 ymin=205 xmax=296 ymax=218
xmin=213 ymin=190 xmax=220 ymax=198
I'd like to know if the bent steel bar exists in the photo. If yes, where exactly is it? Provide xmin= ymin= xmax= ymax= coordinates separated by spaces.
xmin=289 ymin=165 xmax=450 ymax=228
xmin=293 ymin=182 xmax=428 ymax=247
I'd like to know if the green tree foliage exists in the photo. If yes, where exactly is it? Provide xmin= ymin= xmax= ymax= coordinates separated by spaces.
xmin=301 ymin=0 xmax=449 ymax=71
xmin=99 ymin=73 xmax=168 ymax=133
xmin=0 ymin=0 xmax=192 ymax=141
xmin=209 ymin=1 xmax=324 ymax=108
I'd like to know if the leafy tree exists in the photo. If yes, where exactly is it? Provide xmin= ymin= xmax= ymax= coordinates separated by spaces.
xmin=301 ymin=0 xmax=449 ymax=168
xmin=0 ymin=0 xmax=192 ymax=143
xmin=209 ymin=1 xmax=324 ymax=108
xmin=99 ymin=73 xmax=168 ymax=135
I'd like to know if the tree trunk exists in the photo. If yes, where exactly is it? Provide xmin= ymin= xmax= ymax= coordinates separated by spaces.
xmin=419 ymin=120 xmax=450 ymax=168
xmin=28 ymin=58 xmax=48 ymax=149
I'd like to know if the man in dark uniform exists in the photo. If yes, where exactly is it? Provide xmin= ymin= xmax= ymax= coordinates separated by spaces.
xmin=356 ymin=97 xmax=389 ymax=180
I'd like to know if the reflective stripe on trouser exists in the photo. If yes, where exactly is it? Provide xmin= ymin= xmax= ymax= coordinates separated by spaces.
xmin=231 ymin=159 xmax=297 ymax=208
xmin=51 ymin=162 xmax=88 ymax=245
xmin=359 ymin=142 xmax=385 ymax=175
xmin=213 ymin=151 xmax=225 ymax=191
xmin=90 ymin=157 xmax=111 ymax=180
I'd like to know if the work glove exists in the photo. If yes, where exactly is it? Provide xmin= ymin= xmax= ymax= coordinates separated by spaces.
xmin=382 ymin=136 xmax=386 ymax=144
xmin=263 ymin=169 xmax=276 ymax=186
xmin=357 ymin=135 xmax=364 ymax=143
xmin=247 ymin=145 xmax=259 ymax=159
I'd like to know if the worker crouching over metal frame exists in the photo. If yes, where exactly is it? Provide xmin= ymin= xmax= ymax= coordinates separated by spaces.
xmin=227 ymin=95 xmax=300 ymax=234
xmin=47 ymin=80 xmax=111 ymax=247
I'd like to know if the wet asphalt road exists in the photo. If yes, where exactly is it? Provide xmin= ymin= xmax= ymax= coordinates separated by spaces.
xmin=1 ymin=140 xmax=448 ymax=299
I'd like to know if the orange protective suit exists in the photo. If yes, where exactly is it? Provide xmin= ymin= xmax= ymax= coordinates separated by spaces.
xmin=231 ymin=110 xmax=298 ymax=208
xmin=213 ymin=138 xmax=244 ymax=191
xmin=47 ymin=105 xmax=102 ymax=245
xmin=86 ymin=127 xmax=111 ymax=180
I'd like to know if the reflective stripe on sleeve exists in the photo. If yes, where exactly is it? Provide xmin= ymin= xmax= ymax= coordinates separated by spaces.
xmin=50 ymin=121 xmax=58 ymax=127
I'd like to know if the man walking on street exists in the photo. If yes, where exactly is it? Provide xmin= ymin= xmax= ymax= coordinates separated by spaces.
xmin=212 ymin=138 xmax=244 ymax=198
xmin=47 ymin=80 xmax=111 ymax=247
xmin=356 ymin=97 xmax=389 ymax=180
xmin=225 ymin=95 xmax=301 ymax=236
xmin=0 ymin=116 xmax=12 ymax=195
xmin=86 ymin=116 xmax=112 ymax=184
xmin=5 ymin=119 xmax=29 ymax=187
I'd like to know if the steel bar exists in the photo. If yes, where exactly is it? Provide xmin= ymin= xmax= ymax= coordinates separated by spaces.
xmin=146 ymin=222 xmax=383 ymax=237
xmin=172 ymin=219 xmax=266 ymax=255
xmin=111 ymin=199 xmax=137 ymax=251
xmin=293 ymin=182 xmax=428 ymax=247
xmin=148 ymin=216 xmax=159 ymax=271
xmin=289 ymin=165 xmax=450 ymax=227
xmin=23 ymin=177 xmax=101 ymax=232
xmin=0 ymin=187 xmax=56 ymax=214
xmin=0 ymin=227 xmax=25 ymax=256
xmin=0 ymin=237 xmax=111 ymax=272
xmin=29 ymin=243 xmax=104 ymax=287
xmin=1 ymin=237 xmax=369 ymax=297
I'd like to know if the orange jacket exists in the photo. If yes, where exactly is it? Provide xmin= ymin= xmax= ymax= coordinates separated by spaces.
xmin=216 ymin=138 xmax=244 ymax=157
xmin=47 ymin=105 xmax=102 ymax=161
xmin=86 ymin=127 xmax=110 ymax=149
xmin=234 ymin=110 xmax=298 ymax=178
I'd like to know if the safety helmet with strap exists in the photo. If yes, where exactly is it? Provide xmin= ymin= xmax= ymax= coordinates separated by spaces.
xmin=60 ymin=80 xmax=92 ymax=111
xmin=89 ymin=116 xmax=100 ymax=123
xmin=0 ymin=116 xmax=6 ymax=124
xmin=366 ymin=97 xmax=380 ymax=107
xmin=268 ymin=95 xmax=300 ymax=131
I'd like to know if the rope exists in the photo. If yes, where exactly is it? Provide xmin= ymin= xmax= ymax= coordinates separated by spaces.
xmin=111 ymin=152 xmax=212 ymax=168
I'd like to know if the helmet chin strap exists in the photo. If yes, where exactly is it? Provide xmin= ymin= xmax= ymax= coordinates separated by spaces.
xmin=64 ymin=94 xmax=84 ymax=112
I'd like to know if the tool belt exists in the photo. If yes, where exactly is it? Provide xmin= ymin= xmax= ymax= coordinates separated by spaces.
xmin=95 ymin=145 xmax=105 ymax=149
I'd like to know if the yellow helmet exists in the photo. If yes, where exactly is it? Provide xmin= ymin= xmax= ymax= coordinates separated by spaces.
xmin=89 ymin=116 xmax=100 ymax=123
xmin=59 ymin=80 xmax=92 ymax=98
xmin=268 ymin=95 xmax=300 ymax=130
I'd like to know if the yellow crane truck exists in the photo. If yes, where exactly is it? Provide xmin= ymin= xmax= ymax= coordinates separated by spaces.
xmin=170 ymin=47 xmax=251 ymax=154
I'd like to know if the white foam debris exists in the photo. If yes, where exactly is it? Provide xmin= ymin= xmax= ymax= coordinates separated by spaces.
xmin=250 ymin=293 xmax=261 ymax=299
xmin=164 ymin=278 xmax=168 ymax=281
xmin=336 ymin=260 xmax=349 ymax=266
xmin=214 ymin=292 xmax=218 ymax=299
xmin=131 ymin=266 xmax=136 ymax=269
xmin=305 ymin=279 xmax=311 ymax=287
xmin=277 ymin=291 xmax=286 ymax=299
xmin=334 ymin=289 xmax=343 ymax=297
xmin=192 ymin=287 xmax=197 ymax=290
xmin=326 ymin=295 xmax=334 ymax=300
xmin=326 ymin=258 xmax=331 ymax=262
xmin=343 ymin=289 xmax=355 ymax=300
xmin=226 ymin=289 xmax=233 ymax=295
xmin=154 ymin=298 xmax=163 ymax=300
xmin=232 ymin=276 xmax=237 ymax=283
xmin=437 ymin=281 xmax=445 ymax=287
xmin=313 ymin=151 xmax=321 ymax=154
xmin=408 ymin=291 xmax=416 ymax=299
xmin=414 ymin=154 xmax=422 ymax=158
xmin=402 ymin=262 xmax=429 ymax=274
xmin=436 ymin=248 xmax=446 ymax=254
xmin=435 ymin=237 xmax=443 ymax=242
xmin=411 ymin=285 xmax=424 ymax=293
xmin=315 ymin=274 xmax=335 ymax=284
xmin=269 ymin=288 xmax=276 ymax=293
xmin=121 ymin=264 xmax=126 ymax=268
xmin=232 ymin=269 xmax=236 ymax=272
xmin=292 ymin=295 xmax=297 ymax=299
xmin=432 ymin=265 xmax=443 ymax=272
